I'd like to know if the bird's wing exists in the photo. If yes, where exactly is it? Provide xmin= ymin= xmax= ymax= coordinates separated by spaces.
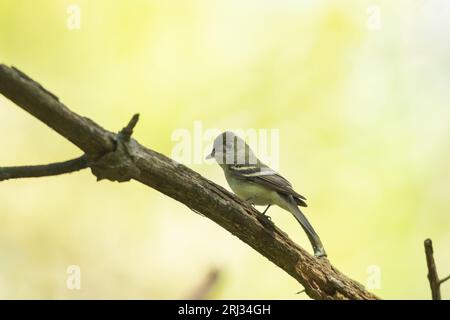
xmin=228 ymin=164 xmax=307 ymax=205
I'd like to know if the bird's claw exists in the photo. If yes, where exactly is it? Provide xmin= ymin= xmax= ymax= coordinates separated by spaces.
xmin=258 ymin=212 xmax=274 ymax=228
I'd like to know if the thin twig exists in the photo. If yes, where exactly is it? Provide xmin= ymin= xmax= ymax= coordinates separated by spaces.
xmin=0 ymin=155 xmax=88 ymax=181
xmin=424 ymin=238 xmax=442 ymax=300
xmin=119 ymin=113 xmax=140 ymax=141
xmin=439 ymin=274 xmax=450 ymax=285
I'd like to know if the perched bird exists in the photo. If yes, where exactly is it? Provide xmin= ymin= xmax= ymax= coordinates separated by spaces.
xmin=206 ymin=131 xmax=326 ymax=257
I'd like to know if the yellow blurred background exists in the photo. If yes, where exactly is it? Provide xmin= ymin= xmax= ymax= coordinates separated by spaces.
xmin=1 ymin=0 xmax=449 ymax=299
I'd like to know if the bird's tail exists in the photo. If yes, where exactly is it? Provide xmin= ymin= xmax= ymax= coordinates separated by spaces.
xmin=284 ymin=195 xmax=327 ymax=257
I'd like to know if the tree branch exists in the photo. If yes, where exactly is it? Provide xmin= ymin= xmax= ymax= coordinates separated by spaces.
xmin=0 ymin=64 xmax=378 ymax=300
xmin=0 ymin=66 xmax=115 ymax=157
xmin=424 ymin=238 xmax=448 ymax=300
xmin=0 ymin=155 xmax=88 ymax=181
xmin=440 ymin=274 xmax=450 ymax=285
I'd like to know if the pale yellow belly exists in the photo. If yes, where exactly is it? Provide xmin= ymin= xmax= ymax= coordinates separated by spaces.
xmin=225 ymin=174 xmax=280 ymax=206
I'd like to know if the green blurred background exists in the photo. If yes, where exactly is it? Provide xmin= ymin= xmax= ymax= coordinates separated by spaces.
xmin=1 ymin=0 xmax=449 ymax=299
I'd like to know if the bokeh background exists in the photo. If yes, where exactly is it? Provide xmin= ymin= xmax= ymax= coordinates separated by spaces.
xmin=1 ymin=0 xmax=449 ymax=299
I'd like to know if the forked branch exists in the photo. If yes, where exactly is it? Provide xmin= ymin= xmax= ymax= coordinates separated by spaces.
xmin=424 ymin=238 xmax=449 ymax=300
xmin=0 ymin=64 xmax=378 ymax=300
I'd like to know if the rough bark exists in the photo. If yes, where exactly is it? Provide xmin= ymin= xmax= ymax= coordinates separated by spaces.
xmin=0 ymin=64 xmax=379 ymax=300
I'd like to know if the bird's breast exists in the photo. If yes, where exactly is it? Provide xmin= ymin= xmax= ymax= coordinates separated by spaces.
xmin=225 ymin=174 xmax=276 ymax=206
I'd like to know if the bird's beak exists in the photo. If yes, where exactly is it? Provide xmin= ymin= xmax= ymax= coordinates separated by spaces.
xmin=206 ymin=149 xmax=215 ymax=160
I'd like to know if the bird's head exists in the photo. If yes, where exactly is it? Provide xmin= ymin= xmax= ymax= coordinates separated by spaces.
xmin=206 ymin=131 xmax=256 ymax=166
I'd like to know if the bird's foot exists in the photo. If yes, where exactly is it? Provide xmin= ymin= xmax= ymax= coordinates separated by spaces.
xmin=261 ymin=204 xmax=271 ymax=215
xmin=259 ymin=205 xmax=273 ymax=221
xmin=257 ymin=213 xmax=274 ymax=229
xmin=256 ymin=204 xmax=273 ymax=226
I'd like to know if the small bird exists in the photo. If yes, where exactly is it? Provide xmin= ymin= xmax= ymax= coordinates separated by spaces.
xmin=206 ymin=131 xmax=326 ymax=257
